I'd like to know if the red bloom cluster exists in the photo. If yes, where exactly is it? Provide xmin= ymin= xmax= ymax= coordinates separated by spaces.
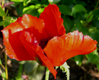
xmin=1 ymin=4 xmax=97 ymax=79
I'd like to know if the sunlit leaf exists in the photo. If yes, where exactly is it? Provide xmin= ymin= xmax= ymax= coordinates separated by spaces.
xmin=4 ymin=17 xmax=12 ymax=27
xmin=38 ymin=8 xmax=44 ymax=15
xmin=0 ymin=6 xmax=5 ymax=17
xmin=1 ymin=72 xmax=6 ymax=80
xmin=35 ymin=4 xmax=41 ymax=8
xmin=0 ymin=21 xmax=5 ymax=26
xmin=11 ymin=0 xmax=23 ymax=2
xmin=23 ymin=0 xmax=31 ymax=6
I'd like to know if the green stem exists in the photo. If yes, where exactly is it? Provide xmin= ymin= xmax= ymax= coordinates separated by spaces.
xmin=45 ymin=68 xmax=49 ymax=80
xmin=2 ymin=0 xmax=8 ymax=79
xmin=5 ymin=54 xmax=8 ymax=80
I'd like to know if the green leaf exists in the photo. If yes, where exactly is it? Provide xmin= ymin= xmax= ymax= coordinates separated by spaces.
xmin=0 ymin=21 xmax=5 ymax=26
xmin=74 ymin=55 xmax=84 ymax=65
xmin=71 ymin=21 xmax=89 ymax=35
xmin=0 ymin=6 xmax=5 ymax=17
xmin=90 ymin=31 xmax=99 ymax=43
xmin=16 ymin=64 xmax=23 ymax=80
xmin=71 ymin=4 xmax=87 ymax=15
xmin=0 ymin=17 xmax=16 ymax=27
xmin=23 ymin=0 xmax=31 ymax=6
xmin=24 ymin=61 xmax=38 ymax=74
xmin=59 ymin=5 xmax=71 ymax=15
xmin=23 ymin=5 xmax=39 ymax=17
xmin=88 ymin=27 xmax=99 ymax=43
xmin=35 ymin=4 xmax=41 ymax=9
xmin=11 ymin=0 xmax=23 ymax=2
xmin=16 ymin=3 xmax=24 ymax=16
xmin=38 ymin=8 xmax=44 ymax=15
xmin=4 ymin=17 xmax=12 ymax=27
xmin=86 ymin=49 xmax=99 ymax=64
xmin=0 ymin=17 xmax=12 ymax=27
xmin=48 ymin=0 xmax=60 ymax=4
xmin=87 ymin=14 xmax=93 ymax=22
xmin=1 ymin=72 xmax=6 ymax=80
xmin=62 ymin=16 xmax=73 ymax=33
xmin=24 ymin=61 xmax=45 ymax=80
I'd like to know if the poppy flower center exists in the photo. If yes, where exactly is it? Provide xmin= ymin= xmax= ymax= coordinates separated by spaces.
xmin=39 ymin=38 xmax=49 ymax=49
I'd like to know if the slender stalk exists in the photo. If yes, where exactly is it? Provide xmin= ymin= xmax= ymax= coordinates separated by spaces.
xmin=2 ymin=0 xmax=8 ymax=79
xmin=5 ymin=53 xmax=8 ymax=80
xmin=45 ymin=68 xmax=49 ymax=80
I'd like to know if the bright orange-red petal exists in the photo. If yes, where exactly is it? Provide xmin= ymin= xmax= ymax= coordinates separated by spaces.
xmin=1 ymin=14 xmax=50 ymax=60
xmin=20 ymin=14 xmax=48 ymax=43
xmin=1 ymin=20 xmax=33 ymax=60
xmin=40 ymin=4 xmax=66 ymax=37
xmin=44 ymin=30 xmax=97 ymax=66
xmin=19 ymin=31 xmax=57 ymax=79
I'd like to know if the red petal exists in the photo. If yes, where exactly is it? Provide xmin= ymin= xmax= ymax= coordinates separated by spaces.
xmin=21 ymin=14 xmax=48 ymax=42
xmin=40 ymin=4 xmax=66 ymax=37
xmin=1 ymin=14 xmax=49 ymax=60
xmin=44 ymin=30 xmax=97 ymax=66
xmin=19 ymin=31 xmax=57 ymax=79
xmin=1 ymin=20 xmax=33 ymax=60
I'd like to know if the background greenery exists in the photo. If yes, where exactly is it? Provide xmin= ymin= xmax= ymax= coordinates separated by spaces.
xmin=0 ymin=0 xmax=99 ymax=80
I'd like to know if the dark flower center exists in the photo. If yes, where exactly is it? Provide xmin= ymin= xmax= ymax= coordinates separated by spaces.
xmin=39 ymin=38 xmax=49 ymax=49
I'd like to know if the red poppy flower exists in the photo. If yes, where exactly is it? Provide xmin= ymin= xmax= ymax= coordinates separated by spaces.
xmin=1 ymin=4 xmax=97 ymax=79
